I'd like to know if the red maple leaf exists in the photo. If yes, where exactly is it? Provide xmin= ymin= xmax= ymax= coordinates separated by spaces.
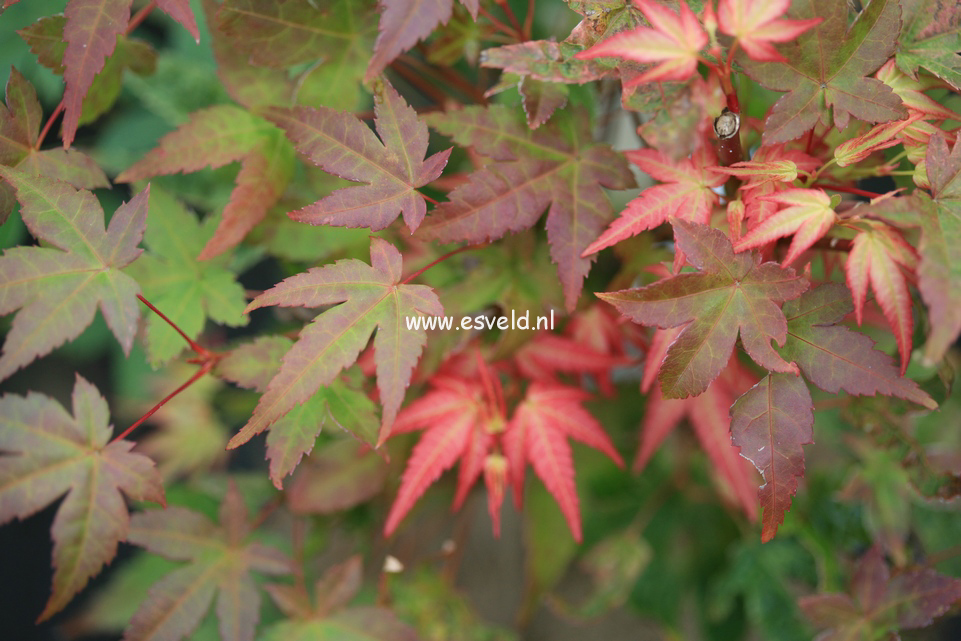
xmin=716 ymin=0 xmax=822 ymax=63
xmin=575 ymin=0 xmax=708 ymax=85
xmin=383 ymin=371 xmax=507 ymax=537
xmin=582 ymin=145 xmax=726 ymax=258
xmin=504 ymin=383 xmax=623 ymax=542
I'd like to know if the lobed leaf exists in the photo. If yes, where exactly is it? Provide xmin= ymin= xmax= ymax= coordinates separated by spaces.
xmin=265 ymin=78 xmax=450 ymax=233
xmin=733 ymin=188 xmax=837 ymax=266
xmin=0 ymin=376 xmax=164 ymax=620
xmin=599 ymin=219 xmax=808 ymax=399
xmin=730 ymin=372 xmax=814 ymax=542
xmin=422 ymin=105 xmax=635 ymax=310
xmin=0 ymin=168 xmax=147 ymax=381
xmin=779 ymin=284 xmax=936 ymax=409
xmin=895 ymin=0 xmax=961 ymax=90
xmin=739 ymin=0 xmax=906 ymax=143
xmin=229 ymin=238 xmax=443 ymax=449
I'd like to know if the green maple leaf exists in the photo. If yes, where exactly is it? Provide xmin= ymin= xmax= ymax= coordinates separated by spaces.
xmin=0 ymin=69 xmax=108 ymax=224
xmin=0 ymin=376 xmax=165 ymax=620
xmin=0 ymin=167 xmax=148 ymax=381
xmin=116 ymin=104 xmax=295 ymax=260
xmin=217 ymin=336 xmax=379 ymax=486
xmin=740 ymin=0 xmax=907 ymax=144
xmin=896 ymin=0 xmax=961 ymax=90
xmin=598 ymin=219 xmax=808 ymax=399
xmin=917 ymin=134 xmax=961 ymax=363
xmin=125 ymin=481 xmax=291 ymax=641
xmin=421 ymin=104 xmax=635 ymax=310
xmin=218 ymin=0 xmax=376 ymax=111
xmin=126 ymin=187 xmax=248 ymax=367
xmin=227 ymin=237 xmax=443 ymax=450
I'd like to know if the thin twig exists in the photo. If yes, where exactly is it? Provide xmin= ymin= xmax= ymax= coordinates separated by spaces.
xmin=111 ymin=361 xmax=214 ymax=442
xmin=138 ymin=294 xmax=210 ymax=357
xmin=401 ymin=244 xmax=479 ymax=284
xmin=126 ymin=0 xmax=157 ymax=34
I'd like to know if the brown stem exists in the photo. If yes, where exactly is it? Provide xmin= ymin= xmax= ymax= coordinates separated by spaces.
xmin=523 ymin=0 xmax=536 ymax=40
xmin=478 ymin=4 xmax=523 ymax=41
xmin=714 ymin=107 xmax=743 ymax=199
xmin=494 ymin=0 xmax=526 ymax=41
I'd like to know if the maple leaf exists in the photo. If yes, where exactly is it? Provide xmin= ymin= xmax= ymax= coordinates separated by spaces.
xmin=480 ymin=40 xmax=615 ymax=84
xmin=217 ymin=0 xmax=376 ymax=111
xmin=384 ymin=375 xmax=506 ymax=537
xmin=125 ymin=187 xmax=248 ymax=366
xmin=513 ymin=332 xmax=626 ymax=385
xmin=421 ymin=105 xmax=635 ymax=310
xmin=779 ymin=284 xmax=937 ymax=411
xmin=228 ymin=238 xmax=443 ymax=450
xmin=635 ymin=361 xmax=760 ymax=521
xmin=504 ymin=382 xmax=623 ymax=542
xmin=732 ymin=188 xmax=838 ymax=266
xmin=0 ymin=69 xmax=108 ymax=224
xmin=875 ymin=59 xmax=961 ymax=122
xmin=739 ymin=0 xmax=907 ymax=144
xmin=574 ymin=0 xmax=708 ymax=84
xmin=799 ymin=545 xmax=961 ymax=638
xmin=124 ymin=482 xmax=291 ymax=641
xmin=896 ymin=0 xmax=961 ymax=91
xmin=598 ymin=219 xmax=808 ymax=399
xmin=730 ymin=372 xmax=814 ymax=543
xmin=57 ymin=0 xmax=198 ymax=148
xmin=582 ymin=145 xmax=726 ymax=257
xmin=716 ymin=0 xmax=822 ymax=62
xmin=287 ymin=439 xmax=387 ymax=515
xmin=116 ymin=104 xmax=295 ymax=259
xmin=365 ymin=0 xmax=477 ymax=81
xmin=264 ymin=78 xmax=451 ymax=233
xmin=263 ymin=557 xmax=418 ymax=641
xmin=0 ymin=375 xmax=165 ymax=620
xmin=0 ymin=168 xmax=148 ymax=381
xmin=917 ymin=134 xmax=961 ymax=363
xmin=845 ymin=219 xmax=918 ymax=374
xmin=834 ymin=114 xmax=923 ymax=167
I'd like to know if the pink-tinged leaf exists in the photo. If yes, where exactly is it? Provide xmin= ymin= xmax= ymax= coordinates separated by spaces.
xmin=0 ymin=376 xmax=164 ymax=620
xmin=518 ymin=76 xmax=569 ymax=129
xmin=583 ymin=147 xmax=725 ymax=256
xmin=229 ymin=238 xmax=443 ymax=450
xmin=598 ymin=219 xmax=808 ymax=399
xmin=709 ymin=159 xmax=798 ymax=189
xmin=876 ymin=59 xmax=961 ymax=122
xmin=61 ymin=0 xmax=130 ymax=148
xmin=716 ymin=0 xmax=822 ymax=62
xmin=155 ymin=0 xmax=200 ymax=41
xmin=800 ymin=545 xmax=961 ymax=637
xmin=835 ymin=114 xmax=923 ymax=167
xmin=366 ymin=0 xmax=475 ymax=81
xmin=896 ymin=0 xmax=961 ymax=91
xmin=575 ymin=0 xmax=707 ymax=84
xmin=0 ymin=168 xmax=147 ymax=381
xmin=780 ymin=284 xmax=937 ymax=409
xmin=117 ymin=105 xmax=295 ymax=258
xmin=739 ymin=0 xmax=906 ymax=143
xmin=918 ymin=134 xmax=961 ymax=363
xmin=480 ymin=40 xmax=614 ymax=84
xmin=266 ymin=79 xmax=450 ymax=233
xmin=422 ymin=105 xmax=635 ymax=310
xmin=733 ymin=188 xmax=837 ymax=266
xmin=845 ymin=221 xmax=918 ymax=374
xmin=215 ymin=336 xmax=294 ymax=393
xmin=126 ymin=483 xmax=290 ymax=641
xmin=730 ymin=372 xmax=814 ymax=542
xmin=508 ymin=382 xmax=622 ymax=542
xmin=514 ymin=333 xmax=626 ymax=383
xmin=641 ymin=326 xmax=683 ymax=393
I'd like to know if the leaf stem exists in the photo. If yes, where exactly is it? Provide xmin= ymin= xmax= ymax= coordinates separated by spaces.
xmin=523 ymin=0 xmax=536 ymax=41
xmin=138 ymin=294 xmax=212 ymax=358
xmin=34 ymin=101 xmax=64 ymax=150
xmin=478 ymin=4 xmax=523 ymax=41
xmin=804 ymin=157 xmax=837 ymax=187
xmin=111 ymin=360 xmax=214 ymax=443
xmin=494 ymin=0 xmax=526 ymax=41
xmin=814 ymin=183 xmax=889 ymax=199
xmin=400 ymin=244 xmax=479 ymax=284
xmin=126 ymin=0 xmax=157 ymax=34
